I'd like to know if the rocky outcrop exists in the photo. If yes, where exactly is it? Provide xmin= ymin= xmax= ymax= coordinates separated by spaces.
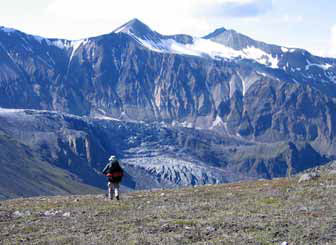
xmin=298 ymin=172 xmax=320 ymax=183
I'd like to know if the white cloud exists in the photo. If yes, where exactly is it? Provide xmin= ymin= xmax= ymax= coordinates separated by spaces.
xmin=330 ymin=24 xmax=336 ymax=57
xmin=195 ymin=0 xmax=272 ymax=18
xmin=309 ymin=25 xmax=336 ymax=58
xmin=44 ymin=0 xmax=271 ymax=39
xmin=308 ymin=47 xmax=329 ymax=58
xmin=45 ymin=0 xmax=200 ymax=37
xmin=280 ymin=14 xmax=303 ymax=23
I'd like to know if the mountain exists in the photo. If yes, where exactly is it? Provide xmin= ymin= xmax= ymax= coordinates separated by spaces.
xmin=0 ymin=19 xmax=336 ymax=198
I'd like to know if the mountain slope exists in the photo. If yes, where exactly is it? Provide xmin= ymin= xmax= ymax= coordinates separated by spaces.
xmin=0 ymin=129 xmax=102 ymax=200
xmin=1 ymin=170 xmax=335 ymax=244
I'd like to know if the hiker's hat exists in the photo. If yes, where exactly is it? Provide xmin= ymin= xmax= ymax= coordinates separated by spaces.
xmin=109 ymin=155 xmax=117 ymax=161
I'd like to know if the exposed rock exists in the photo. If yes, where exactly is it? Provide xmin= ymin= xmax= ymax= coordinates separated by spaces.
xmin=12 ymin=210 xmax=31 ymax=218
xmin=44 ymin=210 xmax=61 ymax=216
xmin=298 ymin=173 xmax=320 ymax=183
xmin=329 ymin=170 xmax=336 ymax=175
xmin=206 ymin=226 xmax=216 ymax=233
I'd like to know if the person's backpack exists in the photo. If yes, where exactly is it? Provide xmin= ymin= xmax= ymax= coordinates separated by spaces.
xmin=106 ymin=161 xmax=123 ymax=182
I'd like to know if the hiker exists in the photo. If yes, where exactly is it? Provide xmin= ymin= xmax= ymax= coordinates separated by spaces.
xmin=102 ymin=155 xmax=124 ymax=200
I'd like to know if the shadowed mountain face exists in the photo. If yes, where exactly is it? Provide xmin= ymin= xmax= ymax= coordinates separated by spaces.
xmin=0 ymin=128 xmax=103 ymax=200
xmin=0 ymin=19 xmax=335 ymax=198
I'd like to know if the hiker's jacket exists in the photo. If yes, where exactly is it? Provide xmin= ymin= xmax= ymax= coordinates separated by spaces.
xmin=102 ymin=160 xmax=124 ymax=183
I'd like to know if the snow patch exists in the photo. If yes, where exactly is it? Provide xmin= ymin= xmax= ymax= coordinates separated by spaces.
xmin=181 ymin=121 xmax=193 ymax=128
xmin=242 ymin=46 xmax=279 ymax=69
xmin=68 ymin=39 xmax=88 ymax=61
xmin=256 ymin=71 xmax=267 ymax=77
xmin=322 ymin=63 xmax=333 ymax=70
xmin=94 ymin=115 xmax=121 ymax=121
xmin=0 ymin=108 xmax=25 ymax=113
xmin=281 ymin=47 xmax=289 ymax=52
xmin=305 ymin=59 xmax=333 ymax=71
xmin=130 ymin=33 xmax=279 ymax=69
xmin=211 ymin=115 xmax=225 ymax=129
xmin=51 ymin=40 xmax=67 ymax=49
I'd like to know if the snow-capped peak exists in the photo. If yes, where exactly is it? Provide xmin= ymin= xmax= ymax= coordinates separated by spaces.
xmin=114 ymin=18 xmax=163 ymax=46
xmin=114 ymin=18 xmax=154 ymax=36
xmin=112 ymin=19 xmax=280 ymax=69
xmin=118 ymin=25 xmax=278 ymax=68
xmin=203 ymin=27 xmax=228 ymax=39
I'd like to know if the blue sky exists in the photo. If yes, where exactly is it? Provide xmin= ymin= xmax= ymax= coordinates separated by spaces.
xmin=1 ymin=0 xmax=335 ymax=57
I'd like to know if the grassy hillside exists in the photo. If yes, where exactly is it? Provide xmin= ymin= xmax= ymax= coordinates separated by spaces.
xmin=0 ymin=131 xmax=102 ymax=200
xmin=0 ymin=165 xmax=335 ymax=244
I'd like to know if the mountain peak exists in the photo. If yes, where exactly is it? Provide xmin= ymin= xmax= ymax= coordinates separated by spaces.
xmin=127 ymin=18 xmax=145 ymax=26
xmin=113 ymin=18 xmax=153 ymax=36
xmin=203 ymin=27 xmax=227 ymax=39
xmin=203 ymin=26 xmax=259 ymax=51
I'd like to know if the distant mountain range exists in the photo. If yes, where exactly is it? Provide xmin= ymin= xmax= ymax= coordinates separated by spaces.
xmin=0 ymin=18 xmax=335 ymax=199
